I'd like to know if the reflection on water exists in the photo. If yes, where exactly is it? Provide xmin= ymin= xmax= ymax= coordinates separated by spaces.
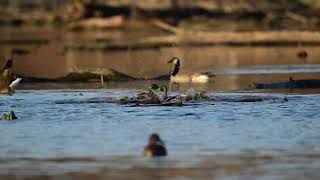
xmin=0 ymin=88 xmax=320 ymax=179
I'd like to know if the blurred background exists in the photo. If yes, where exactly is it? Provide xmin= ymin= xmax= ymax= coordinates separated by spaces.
xmin=1 ymin=0 xmax=320 ymax=90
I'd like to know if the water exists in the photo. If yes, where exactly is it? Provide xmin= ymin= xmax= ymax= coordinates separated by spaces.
xmin=0 ymin=88 xmax=320 ymax=178
xmin=208 ymin=64 xmax=320 ymax=75
xmin=1 ymin=26 xmax=320 ymax=178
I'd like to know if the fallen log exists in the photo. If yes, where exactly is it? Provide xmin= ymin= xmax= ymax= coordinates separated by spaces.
xmin=253 ymin=78 xmax=320 ymax=89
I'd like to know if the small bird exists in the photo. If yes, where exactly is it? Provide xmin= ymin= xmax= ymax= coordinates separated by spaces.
xmin=1 ymin=58 xmax=22 ymax=95
xmin=297 ymin=50 xmax=308 ymax=59
xmin=1 ymin=111 xmax=18 ymax=120
xmin=184 ymin=88 xmax=208 ymax=101
xmin=282 ymin=96 xmax=288 ymax=102
xmin=144 ymin=133 xmax=167 ymax=157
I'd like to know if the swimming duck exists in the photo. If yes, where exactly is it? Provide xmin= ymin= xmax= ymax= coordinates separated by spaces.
xmin=149 ymin=84 xmax=169 ymax=101
xmin=118 ymin=84 xmax=168 ymax=105
xmin=135 ymin=84 xmax=169 ymax=104
xmin=144 ymin=133 xmax=167 ymax=157
xmin=1 ymin=111 xmax=18 ymax=120
xmin=167 ymin=57 xmax=215 ymax=83
xmin=184 ymin=88 xmax=208 ymax=101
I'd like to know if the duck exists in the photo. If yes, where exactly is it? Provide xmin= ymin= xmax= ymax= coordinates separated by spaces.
xmin=144 ymin=133 xmax=167 ymax=157
xmin=167 ymin=57 xmax=215 ymax=83
xmin=297 ymin=50 xmax=308 ymax=59
xmin=0 ymin=59 xmax=22 ymax=95
xmin=118 ymin=84 xmax=168 ymax=105
xmin=184 ymin=88 xmax=208 ymax=101
xmin=1 ymin=59 xmax=14 ymax=95
xmin=136 ymin=84 xmax=169 ymax=104
xmin=1 ymin=111 xmax=18 ymax=120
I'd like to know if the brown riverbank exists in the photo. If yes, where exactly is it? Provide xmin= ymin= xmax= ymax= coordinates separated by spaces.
xmin=1 ymin=0 xmax=320 ymax=30
xmin=1 ymin=16 xmax=320 ymax=84
xmin=2 ymin=39 xmax=320 ymax=79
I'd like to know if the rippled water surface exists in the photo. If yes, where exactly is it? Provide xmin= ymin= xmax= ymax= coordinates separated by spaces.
xmin=1 ymin=89 xmax=320 ymax=179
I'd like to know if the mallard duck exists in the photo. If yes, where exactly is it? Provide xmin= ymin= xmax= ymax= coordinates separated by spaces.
xmin=118 ymin=84 xmax=168 ymax=105
xmin=167 ymin=57 xmax=215 ymax=83
xmin=144 ymin=133 xmax=167 ymax=157
xmin=135 ymin=84 xmax=168 ymax=104
xmin=1 ymin=111 xmax=18 ymax=120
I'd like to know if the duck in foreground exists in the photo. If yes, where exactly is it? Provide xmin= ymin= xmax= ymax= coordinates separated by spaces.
xmin=1 ymin=111 xmax=18 ymax=120
xmin=144 ymin=133 xmax=167 ymax=157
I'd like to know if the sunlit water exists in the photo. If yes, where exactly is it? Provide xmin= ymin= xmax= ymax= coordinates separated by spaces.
xmin=0 ymin=88 xmax=320 ymax=179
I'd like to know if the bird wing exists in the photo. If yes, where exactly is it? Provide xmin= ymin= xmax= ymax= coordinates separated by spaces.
xmin=9 ymin=78 xmax=22 ymax=89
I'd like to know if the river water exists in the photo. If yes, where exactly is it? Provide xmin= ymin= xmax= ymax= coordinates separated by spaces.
xmin=1 ymin=26 xmax=320 ymax=179
xmin=0 ymin=85 xmax=320 ymax=179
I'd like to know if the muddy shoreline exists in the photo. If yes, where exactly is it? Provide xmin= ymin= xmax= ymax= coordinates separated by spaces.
xmin=1 ymin=152 xmax=320 ymax=180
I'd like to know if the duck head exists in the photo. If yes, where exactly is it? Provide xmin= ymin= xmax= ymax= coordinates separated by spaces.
xmin=148 ymin=133 xmax=165 ymax=146
xmin=148 ymin=84 xmax=159 ymax=93
xmin=167 ymin=57 xmax=180 ymax=77
xmin=144 ymin=133 xmax=167 ymax=157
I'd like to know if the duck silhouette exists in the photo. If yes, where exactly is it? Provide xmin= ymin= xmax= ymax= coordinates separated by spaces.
xmin=144 ymin=133 xmax=167 ymax=157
